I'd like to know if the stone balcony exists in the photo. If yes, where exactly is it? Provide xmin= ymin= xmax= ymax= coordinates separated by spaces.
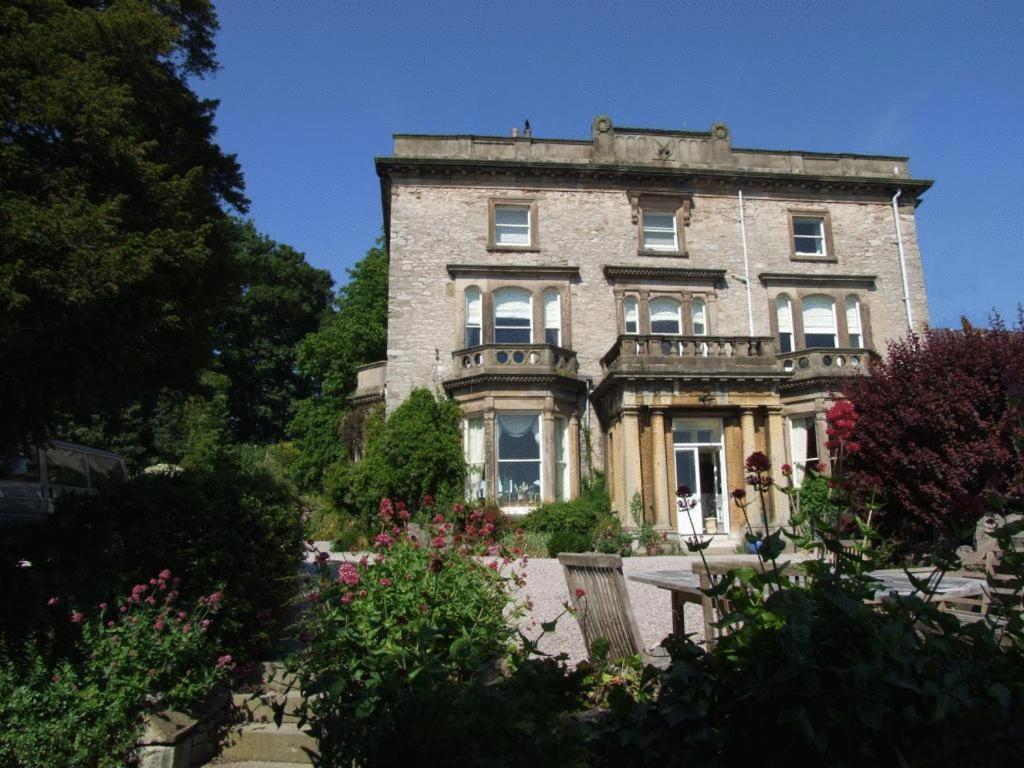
xmin=451 ymin=343 xmax=580 ymax=379
xmin=599 ymin=335 xmax=781 ymax=379
xmin=350 ymin=360 xmax=387 ymax=406
xmin=776 ymin=347 xmax=877 ymax=385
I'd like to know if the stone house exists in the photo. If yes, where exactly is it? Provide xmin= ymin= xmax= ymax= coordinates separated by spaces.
xmin=355 ymin=115 xmax=931 ymax=542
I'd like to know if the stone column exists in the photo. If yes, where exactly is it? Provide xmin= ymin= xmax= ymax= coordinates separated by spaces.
xmin=650 ymin=409 xmax=671 ymax=529
xmin=542 ymin=411 xmax=555 ymax=503
xmin=740 ymin=408 xmax=756 ymax=466
xmin=814 ymin=410 xmax=830 ymax=474
xmin=766 ymin=406 xmax=789 ymax=525
xmin=484 ymin=412 xmax=496 ymax=503
xmin=622 ymin=407 xmax=643 ymax=527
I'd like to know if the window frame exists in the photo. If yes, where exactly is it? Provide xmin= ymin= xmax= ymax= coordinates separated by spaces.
xmin=691 ymin=298 xmax=708 ymax=336
xmin=801 ymin=294 xmax=839 ymax=349
xmin=543 ymin=288 xmax=561 ymax=347
xmin=845 ymin=295 xmax=864 ymax=349
xmin=641 ymin=209 xmax=678 ymax=252
xmin=649 ymin=296 xmax=683 ymax=336
xmin=776 ymin=294 xmax=795 ymax=353
xmin=631 ymin=193 xmax=691 ymax=257
xmin=464 ymin=286 xmax=482 ymax=348
xmin=623 ymin=296 xmax=639 ymax=335
xmin=787 ymin=209 xmax=836 ymax=263
xmin=493 ymin=287 xmax=533 ymax=344
xmin=788 ymin=414 xmax=820 ymax=488
xmin=487 ymin=198 xmax=539 ymax=251
xmin=496 ymin=412 xmax=543 ymax=510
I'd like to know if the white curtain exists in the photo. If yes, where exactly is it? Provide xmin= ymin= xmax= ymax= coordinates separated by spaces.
xmin=465 ymin=287 xmax=481 ymax=325
xmin=498 ymin=414 xmax=539 ymax=443
xmin=790 ymin=417 xmax=812 ymax=486
xmin=846 ymin=296 xmax=862 ymax=336
xmin=543 ymin=290 xmax=560 ymax=330
xmin=692 ymin=299 xmax=707 ymax=335
xmin=465 ymin=419 xmax=485 ymax=463
xmin=802 ymin=295 xmax=837 ymax=335
xmin=494 ymin=288 xmax=531 ymax=321
xmin=776 ymin=295 xmax=794 ymax=333
xmin=650 ymin=298 xmax=681 ymax=333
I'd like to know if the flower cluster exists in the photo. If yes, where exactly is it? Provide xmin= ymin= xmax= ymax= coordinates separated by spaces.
xmin=826 ymin=399 xmax=859 ymax=456
xmin=744 ymin=451 xmax=773 ymax=491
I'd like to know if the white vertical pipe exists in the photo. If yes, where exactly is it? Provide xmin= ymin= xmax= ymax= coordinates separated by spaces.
xmin=738 ymin=190 xmax=754 ymax=336
xmin=891 ymin=189 xmax=914 ymax=331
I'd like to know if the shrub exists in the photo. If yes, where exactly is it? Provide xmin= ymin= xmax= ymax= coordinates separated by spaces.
xmin=547 ymin=529 xmax=594 ymax=556
xmin=291 ymin=501 xmax=525 ymax=765
xmin=522 ymin=474 xmax=613 ymax=539
xmin=0 ymin=456 xmax=304 ymax=660
xmin=0 ymin=573 xmax=227 ymax=768
xmin=844 ymin=313 xmax=1024 ymax=549
xmin=326 ymin=389 xmax=465 ymax=524
xmin=594 ymin=520 xmax=634 ymax=557
xmin=795 ymin=472 xmax=843 ymax=535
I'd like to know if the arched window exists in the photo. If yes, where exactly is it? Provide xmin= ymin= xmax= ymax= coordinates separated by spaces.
xmin=623 ymin=297 xmax=639 ymax=335
xmin=845 ymin=296 xmax=863 ymax=348
xmin=649 ymin=297 xmax=682 ymax=335
xmin=802 ymin=295 xmax=838 ymax=348
xmin=493 ymin=287 xmax=532 ymax=344
xmin=692 ymin=298 xmax=707 ymax=336
xmin=776 ymin=295 xmax=794 ymax=353
xmin=543 ymin=289 xmax=561 ymax=346
xmin=464 ymin=287 xmax=482 ymax=347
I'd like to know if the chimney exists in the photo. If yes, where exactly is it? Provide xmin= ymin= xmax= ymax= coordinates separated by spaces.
xmin=511 ymin=127 xmax=519 ymax=138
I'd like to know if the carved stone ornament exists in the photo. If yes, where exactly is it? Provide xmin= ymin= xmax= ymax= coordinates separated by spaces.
xmin=593 ymin=115 xmax=613 ymax=133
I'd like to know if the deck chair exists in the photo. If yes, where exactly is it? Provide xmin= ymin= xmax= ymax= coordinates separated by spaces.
xmin=558 ymin=553 xmax=669 ymax=668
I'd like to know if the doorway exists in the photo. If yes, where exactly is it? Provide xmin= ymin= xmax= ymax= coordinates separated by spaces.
xmin=673 ymin=419 xmax=728 ymax=535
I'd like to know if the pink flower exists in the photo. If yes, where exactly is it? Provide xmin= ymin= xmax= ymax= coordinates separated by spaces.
xmin=452 ymin=503 xmax=464 ymax=516
xmin=182 ymin=623 xmax=192 ymax=633
xmin=70 ymin=612 xmax=84 ymax=624
xmin=378 ymin=578 xmax=392 ymax=587
xmin=432 ymin=514 xmax=445 ymax=524
xmin=178 ymin=611 xmax=187 ymax=620
xmin=781 ymin=463 xmax=793 ymax=478
xmin=338 ymin=562 xmax=361 ymax=586
xmin=98 ymin=602 xmax=107 ymax=611
xmin=422 ymin=494 xmax=435 ymax=508
xmin=431 ymin=536 xmax=446 ymax=548
xmin=379 ymin=498 xmax=394 ymax=521
xmin=47 ymin=597 xmax=60 ymax=607
xmin=200 ymin=619 xmax=212 ymax=632
xmin=308 ymin=590 xmax=321 ymax=603
xmin=149 ymin=578 xmax=157 ymax=586
xmin=207 ymin=591 xmax=223 ymax=606
xmin=341 ymin=592 xmax=354 ymax=605
xmin=158 ymin=569 xmax=172 ymax=581
xmin=373 ymin=532 xmax=394 ymax=549
xmin=153 ymin=617 xmax=166 ymax=632
xmin=107 ymin=620 xmax=115 ymax=628
xmin=145 ymin=595 xmax=156 ymax=605
xmin=216 ymin=654 xmax=234 ymax=669
xmin=575 ymin=588 xmax=587 ymax=598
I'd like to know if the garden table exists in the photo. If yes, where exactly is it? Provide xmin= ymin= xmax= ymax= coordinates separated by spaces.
xmin=628 ymin=561 xmax=985 ymax=638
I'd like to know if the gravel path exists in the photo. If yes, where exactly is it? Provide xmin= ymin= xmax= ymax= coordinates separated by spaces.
xmin=308 ymin=543 xmax=704 ymax=665
xmin=513 ymin=556 xmax=704 ymax=664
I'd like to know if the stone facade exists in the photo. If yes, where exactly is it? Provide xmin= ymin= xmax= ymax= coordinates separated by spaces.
xmin=366 ymin=116 xmax=932 ymax=541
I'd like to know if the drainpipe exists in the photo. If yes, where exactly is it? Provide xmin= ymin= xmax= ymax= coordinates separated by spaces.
xmin=738 ymin=190 xmax=754 ymax=335
xmin=891 ymin=189 xmax=914 ymax=331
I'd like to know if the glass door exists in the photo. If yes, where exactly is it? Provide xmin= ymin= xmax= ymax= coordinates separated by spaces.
xmin=673 ymin=418 xmax=728 ymax=535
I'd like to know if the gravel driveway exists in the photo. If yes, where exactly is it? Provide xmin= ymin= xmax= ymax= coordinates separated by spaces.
xmin=513 ymin=555 xmax=705 ymax=664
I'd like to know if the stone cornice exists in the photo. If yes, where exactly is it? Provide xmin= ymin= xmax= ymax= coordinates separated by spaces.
xmin=603 ymin=265 xmax=726 ymax=283
xmin=347 ymin=391 xmax=385 ymax=407
xmin=446 ymin=264 xmax=580 ymax=280
xmin=758 ymin=272 xmax=877 ymax=288
xmin=442 ymin=372 xmax=586 ymax=394
xmin=376 ymin=157 xmax=933 ymax=197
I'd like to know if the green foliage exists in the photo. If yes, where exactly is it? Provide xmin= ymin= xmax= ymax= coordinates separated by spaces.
xmin=0 ymin=0 xmax=247 ymax=450
xmin=292 ymin=537 xmax=523 ymax=766
xmin=594 ymin=519 xmax=634 ymax=557
xmin=289 ymin=237 xmax=389 ymax=488
xmin=522 ymin=475 xmax=613 ymax=539
xmin=216 ymin=219 xmax=333 ymax=443
xmin=0 ymin=454 xmax=304 ymax=660
xmin=795 ymin=471 xmax=842 ymax=535
xmin=499 ymin=528 xmax=549 ymax=558
xmin=546 ymin=529 xmax=594 ymax=556
xmin=327 ymin=390 xmax=464 ymax=524
xmin=0 ymin=574 xmax=225 ymax=768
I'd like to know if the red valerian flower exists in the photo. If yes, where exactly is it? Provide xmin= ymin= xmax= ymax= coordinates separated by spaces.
xmin=676 ymin=484 xmax=691 ymax=497
xmin=47 ymin=597 xmax=60 ymax=607
xmin=422 ymin=494 xmax=435 ymax=508
xmin=731 ymin=488 xmax=747 ymax=501
xmin=373 ymin=532 xmax=394 ymax=549
xmin=379 ymin=497 xmax=394 ymax=522
xmin=452 ymin=503 xmax=464 ymax=516
xmin=432 ymin=513 xmax=445 ymax=524
xmin=744 ymin=452 xmax=771 ymax=473
xmin=341 ymin=592 xmax=354 ymax=605
xmin=338 ymin=562 xmax=361 ymax=586
xmin=69 ymin=611 xmax=84 ymax=624
xmin=428 ymin=556 xmax=444 ymax=573
xmin=816 ymin=462 xmax=828 ymax=474
xmin=575 ymin=588 xmax=587 ymax=598
xmin=781 ymin=463 xmax=793 ymax=477
xmin=158 ymin=569 xmax=172 ymax=581
xmin=378 ymin=578 xmax=393 ymax=587
xmin=216 ymin=654 xmax=234 ymax=669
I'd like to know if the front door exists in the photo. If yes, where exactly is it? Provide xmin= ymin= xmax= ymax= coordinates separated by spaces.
xmin=673 ymin=418 xmax=728 ymax=535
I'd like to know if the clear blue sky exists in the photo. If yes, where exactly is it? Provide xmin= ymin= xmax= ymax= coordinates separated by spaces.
xmin=193 ymin=0 xmax=1023 ymax=329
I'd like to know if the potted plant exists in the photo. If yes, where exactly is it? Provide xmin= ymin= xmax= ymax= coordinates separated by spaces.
xmin=638 ymin=522 xmax=660 ymax=556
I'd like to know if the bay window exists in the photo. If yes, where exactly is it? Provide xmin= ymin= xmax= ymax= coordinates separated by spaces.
xmin=464 ymin=417 xmax=485 ymax=499
xmin=649 ymin=297 xmax=682 ymax=335
xmin=776 ymin=295 xmax=794 ymax=353
xmin=846 ymin=296 xmax=863 ymax=348
xmin=497 ymin=414 xmax=541 ymax=507
xmin=543 ymin=289 xmax=561 ymax=346
xmin=802 ymin=295 xmax=838 ymax=348
xmin=464 ymin=287 xmax=482 ymax=347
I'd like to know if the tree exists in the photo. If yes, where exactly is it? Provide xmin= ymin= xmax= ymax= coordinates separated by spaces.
xmin=215 ymin=219 xmax=333 ymax=443
xmin=844 ymin=311 xmax=1024 ymax=548
xmin=289 ymin=237 xmax=389 ymax=488
xmin=0 ymin=0 xmax=246 ymax=450
xmin=326 ymin=388 xmax=465 ymax=523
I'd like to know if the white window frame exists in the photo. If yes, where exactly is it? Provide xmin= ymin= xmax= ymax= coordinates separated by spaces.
xmin=692 ymin=298 xmax=707 ymax=336
xmin=464 ymin=417 xmax=486 ymax=500
xmin=802 ymin=295 xmax=838 ymax=349
xmin=554 ymin=416 xmax=570 ymax=502
xmin=493 ymin=287 xmax=532 ymax=344
xmin=496 ymin=412 xmax=543 ymax=513
xmin=493 ymin=204 xmax=531 ymax=247
xmin=792 ymin=216 xmax=827 ymax=257
xmin=623 ymin=297 xmax=639 ymax=335
xmin=649 ymin=297 xmax=682 ymax=335
xmin=543 ymin=289 xmax=561 ymax=347
xmin=776 ymin=295 xmax=794 ymax=353
xmin=672 ymin=418 xmax=729 ymax=534
xmin=464 ymin=287 xmax=482 ymax=348
xmin=642 ymin=209 xmax=678 ymax=251
xmin=846 ymin=296 xmax=863 ymax=349
xmin=788 ymin=415 xmax=820 ymax=487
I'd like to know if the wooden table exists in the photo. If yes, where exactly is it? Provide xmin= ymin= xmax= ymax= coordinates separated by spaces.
xmin=628 ymin=562 xmax=985 ymax=637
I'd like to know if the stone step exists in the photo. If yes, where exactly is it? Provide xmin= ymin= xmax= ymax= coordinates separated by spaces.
xmin=215 ymin=723 xmax=317 ymax=764
xmin=204 ymin=763 xmax=308 ymax=768
xmin=257 ymin=661 xmax=299 ymax=694
xmin=233 ymin=690 xmax=306 ymax=724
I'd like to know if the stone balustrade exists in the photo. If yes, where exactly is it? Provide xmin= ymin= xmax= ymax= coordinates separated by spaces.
xmin=776 ymin=347 xmax=876 ymax=380
xmin=451 ymin=344 xmax=579 ymax=378
xmin=600 ymin=335 xmax=778 ymax=375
